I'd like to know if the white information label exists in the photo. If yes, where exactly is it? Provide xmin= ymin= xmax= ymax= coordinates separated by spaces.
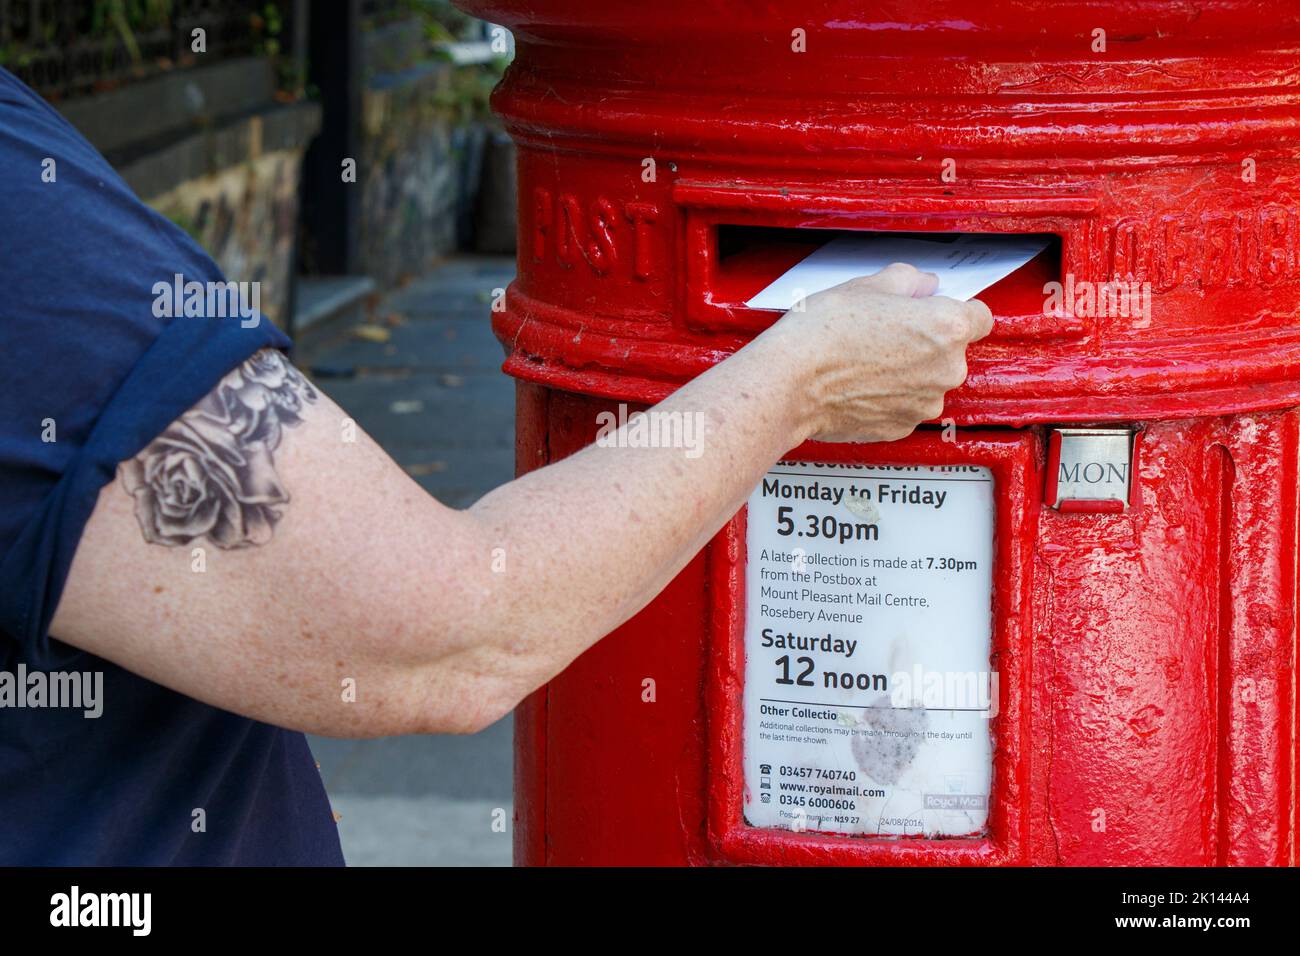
xmin=742 ymin=460 xmax=995 ymax=838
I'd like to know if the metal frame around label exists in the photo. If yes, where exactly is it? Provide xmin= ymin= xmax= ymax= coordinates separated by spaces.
xmin=704 ymin=429 xmax=1041 ymax=866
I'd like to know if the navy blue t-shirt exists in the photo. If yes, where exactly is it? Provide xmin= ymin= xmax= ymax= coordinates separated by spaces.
xmin=0 ymin=69 xmax=344 ymax=864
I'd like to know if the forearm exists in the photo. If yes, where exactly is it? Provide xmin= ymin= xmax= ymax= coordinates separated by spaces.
xmin=49 ymin=266 xmax=982 ymax=739
xmin=50 ymin=327 xmax=818 ymax=739
xmin=458 ymin=325 xmax=818 ymax=700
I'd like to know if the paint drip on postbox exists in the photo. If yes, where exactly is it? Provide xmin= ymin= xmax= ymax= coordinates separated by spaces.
xmin=742 ymin=460 xmax=995 ymax=838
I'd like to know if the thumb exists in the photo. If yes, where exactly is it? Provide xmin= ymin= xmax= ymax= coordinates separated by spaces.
xmin=964 ymin=298 xmax=995 ymax=341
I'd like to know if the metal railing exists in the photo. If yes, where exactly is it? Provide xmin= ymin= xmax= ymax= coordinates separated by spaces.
xmin=0 ymin=0 xmax=281 ymax=100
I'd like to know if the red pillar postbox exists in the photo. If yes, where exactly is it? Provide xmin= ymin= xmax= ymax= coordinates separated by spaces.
xmin=460 ymin=0 xmax=1300 ymax=865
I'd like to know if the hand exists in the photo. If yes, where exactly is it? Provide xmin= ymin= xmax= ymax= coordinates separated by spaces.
xmin=760 ymin=262 xmax=994 ymax=443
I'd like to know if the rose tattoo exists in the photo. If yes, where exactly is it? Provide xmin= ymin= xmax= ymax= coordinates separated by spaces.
xmin=122 ymin=349 xmax=317 ymax=549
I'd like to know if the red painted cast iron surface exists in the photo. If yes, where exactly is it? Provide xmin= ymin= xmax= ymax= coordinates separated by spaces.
xmin=472 ymin=2 xmax=1300 ymax=864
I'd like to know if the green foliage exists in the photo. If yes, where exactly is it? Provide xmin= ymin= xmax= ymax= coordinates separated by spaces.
xmin=433 ymin=62 xmax=505 ymax=126
xmin=9 ymin=0 xmax=300 ymax=100
xmin=89 ymin=0 xmax=175 ymax=66
xmin=354 ymin=0 xmax=508 ymax=125
xmin=251 ymin=2 xmax=284 ymax=58
xmin=364 ymin=1 xmax=476 ymax=39
xmin=163 ymin=206 xmax=203 ymax=244
xmin=0 ymin=44 xmax=36 ymax=69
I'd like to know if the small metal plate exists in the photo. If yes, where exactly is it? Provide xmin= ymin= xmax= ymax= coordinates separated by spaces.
xmin=1046 ymin=428 xmax=1134 ymax=512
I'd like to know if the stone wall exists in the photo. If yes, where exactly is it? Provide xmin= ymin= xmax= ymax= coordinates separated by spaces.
xmin=358 ymin=62 xmax=460 ymax=286
xmin=146 ymin=146 xmax=306 ymax=328
xmin=52 ymin=20 xmax=510 ymax=325
xmin=59 ymin=57 xmax=321 ymax=331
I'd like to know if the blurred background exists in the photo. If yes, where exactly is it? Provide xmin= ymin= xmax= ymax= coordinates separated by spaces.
xmin=3 ymin=0 xmax=519 ymax=864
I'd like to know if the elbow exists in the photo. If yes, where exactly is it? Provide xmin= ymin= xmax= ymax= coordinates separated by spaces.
xmin=423 ymin=676 xmax=520 ymax=738
xmin=435 ymin=689 xmax=517 ymax=736
xmin=294 ymin=659 xmax=520 ymax=738
xmin=386 ymin=663 xmax=528 ymax=737
xmin=338 ymin=559 xmax=551 ymax=736
xmin=319 ymin=686 xmax=513 ymax=738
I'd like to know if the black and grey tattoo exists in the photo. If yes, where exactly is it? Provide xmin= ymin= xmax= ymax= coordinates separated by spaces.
xmin=122 ymin=349 xmax=317 ymax=549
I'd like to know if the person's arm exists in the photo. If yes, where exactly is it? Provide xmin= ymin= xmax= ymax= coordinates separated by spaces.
xmin=50 ymin=264 xmax=991 ymax=737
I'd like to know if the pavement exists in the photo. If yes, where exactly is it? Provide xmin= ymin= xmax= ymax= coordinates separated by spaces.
xmin=296 ymin=256 xmax=518 ymax=866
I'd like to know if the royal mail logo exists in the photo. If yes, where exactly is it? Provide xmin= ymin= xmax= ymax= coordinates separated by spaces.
xmin=1046 ymin=428 xmax=1136 ymax=513
xmin=923 ymin=793 xmax=989 ymax=811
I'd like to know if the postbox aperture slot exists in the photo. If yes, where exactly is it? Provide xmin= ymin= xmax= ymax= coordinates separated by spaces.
xmin=691 ymin=222 xmax=1086 ymax=345
xmin=714 ymin=225 xmax=1060 ymax=323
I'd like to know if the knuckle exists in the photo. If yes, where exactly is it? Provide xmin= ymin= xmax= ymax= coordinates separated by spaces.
xmin=966 ymin=300 xmax=994 ymax=335
xmin=943 ymin=357 xmax=968 ymax=389
xmin=936 ymin=316 xmax=966 ymax=345
xmin=931 ymin=300 xmax=969 ymax=341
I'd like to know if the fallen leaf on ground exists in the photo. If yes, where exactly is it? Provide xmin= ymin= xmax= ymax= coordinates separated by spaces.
xmin=405 ymin=461 xmax=448 ymax=476
xmin=352 ymin=325 xmax=391 ymax=343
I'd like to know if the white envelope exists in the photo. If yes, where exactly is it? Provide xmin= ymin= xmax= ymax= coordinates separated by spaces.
xmin=745 ymin=233 xmax=1050 ymax=310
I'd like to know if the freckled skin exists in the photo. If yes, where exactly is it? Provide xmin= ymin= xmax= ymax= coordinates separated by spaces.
xmin=51 ymin=265 xmax=991 ymax=738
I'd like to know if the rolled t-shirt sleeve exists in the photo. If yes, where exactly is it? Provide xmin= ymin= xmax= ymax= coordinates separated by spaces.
xmin=0 ymin=67 xmax=291 ymax=666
